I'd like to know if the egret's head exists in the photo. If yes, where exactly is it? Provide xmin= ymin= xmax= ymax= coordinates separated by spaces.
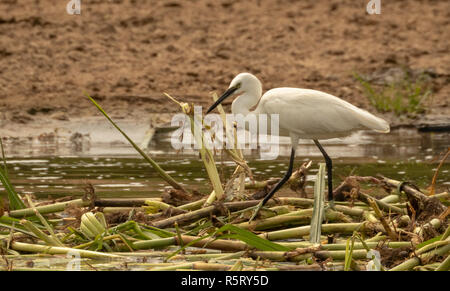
xmin=206 ymin=72 xmax=262 ymax=114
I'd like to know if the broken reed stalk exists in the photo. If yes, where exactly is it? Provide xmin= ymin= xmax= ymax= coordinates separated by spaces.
xmin=87 ymin=93 xmax=187 ymax=193
xmin=9 ymin=199 xmax=90 ymax=217
xmin=211 ymin=92 xmax=253 ymax=192
xmin=152 ymin=197 xmax=370 ymax=229
xmin=359 ymin=191 xmax=406 ymax=215
xmin=25 ymin=195 xmax=64 ymax=247
xmin=260 ymin=222 xmax=376 ymax=241
xmin=237 ymin=208 xmax=352 ymax=231
xmin=429 ymin=147 xmax=450 ymax=196
xmin=164 ymin=93 xmax=224 ymax=201
xmin=414 ymin=218 xmax=441 ymax=239
xmin=315 ymin=249 xmax=368 ymax=261
xmin=287 ymin=241 xmax=410 ymax=251
xmin=8 ymin=198 xmax=169 ymax=218
xmin=310 ymin=163 xmax=326 ymax=244
xmin=130 ymin=235 xmax=248 ymax=252
xmin=0 ymin=138 xmax=26 ymax=210
xmin=367 ymin=198 xmax=398 ymax=241
xmin=250 ymin=251 xmax=311 ymax=262
xmin=435 ymin=253 xmax=450 ymax=271
xmin=20 ymin=220 xmax=62 ymax=246
xmin=382 ymin=177 xmax=446 ymax=214
xmin=152 ymin=200 xmax=265 ymax=228
xmin=10 ymin=241 xmax=120 ymax=259
xmin=389 ymin=243 xmax=450 ymax=271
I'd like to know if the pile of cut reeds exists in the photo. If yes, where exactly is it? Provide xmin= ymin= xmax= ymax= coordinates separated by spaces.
xmin=0 ymin=96 xmax=448 ymax=271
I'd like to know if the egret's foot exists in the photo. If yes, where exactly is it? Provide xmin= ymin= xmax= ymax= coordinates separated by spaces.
xmin=248 ymin=201 xmax=264 ymax=222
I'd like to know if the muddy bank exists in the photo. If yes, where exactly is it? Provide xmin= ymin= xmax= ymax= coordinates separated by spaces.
xmin=0 ymin=0 xmax=449 ymax=131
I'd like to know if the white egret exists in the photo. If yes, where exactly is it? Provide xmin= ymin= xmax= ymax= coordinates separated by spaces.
xmin=206 ymin=72 xmax=390 ymax=220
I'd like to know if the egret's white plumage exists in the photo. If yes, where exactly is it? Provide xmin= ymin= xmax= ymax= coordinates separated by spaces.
xmin=228 ymin=72 xmax=390 ymax=142
xmin=207 ymin=72 xmax=390 ymax=220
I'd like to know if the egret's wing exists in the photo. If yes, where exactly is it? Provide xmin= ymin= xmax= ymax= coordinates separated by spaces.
xmin=258 ymin=88 xmax=389 ymax=139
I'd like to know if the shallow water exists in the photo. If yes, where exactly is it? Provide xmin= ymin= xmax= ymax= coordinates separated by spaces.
xmin=1 ymin=128 xmax=448 ymax=199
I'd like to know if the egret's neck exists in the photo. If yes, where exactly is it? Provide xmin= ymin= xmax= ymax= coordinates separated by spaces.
xmin=231 ymin=90 xmax=261 ymax=116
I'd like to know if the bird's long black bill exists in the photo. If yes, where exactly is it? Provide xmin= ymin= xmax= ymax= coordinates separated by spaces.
xmin=206 ymin=86 xmax=238 ymax=114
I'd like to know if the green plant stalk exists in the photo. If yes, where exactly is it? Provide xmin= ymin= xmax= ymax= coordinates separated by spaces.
xmin=143 ymin=200 xmax=172 ymax=214
xmin=238 ymin=208 xmax=351 ymax=231
xmin=20 ymin=220 xmax=64 ymax=246
xmin=10 ymin=241 xmax=120 ymax=259
xmin=365 ymin=234 xmax=386 ymax=242
xmin=389 ymin=243 xmax=450 ymax=271
xmin=414 ymin=218 xmax=441 ymax=238
xmin=0 ymin=216 xmax=38 ymax=237
xmin=131 ymin=237 xmax=177 ymax=250
xmin=190 ymin=110 xmax=224 ymax=202
xmin=359 ymin=192 xmax=406 ymax=215
xmin=145 ymin=199 xmax=206 ymax=221
xmin=230 ymin=260 xmax=244 ymax=271
xmin=363 ymin=211 xmax=379 ymax=223
xmin=8 ymin=199 xmax=90 ymax=217
xmin=310 ymin=163 xmax=326 ymax=244
xmin=238 ymin=215 xmax=311 ymax=231
xmin=250 ymin=251 xmax=311 ymax=262
xmin=193 ymin=262 xmax=234 ymax=271
xmin=261 ymin=223 xmax=366 ymax=241
xmin=379 ymin=194 xmax=400 ymax=204
xmin=280 ymin=241 xmax=410 ymax=251
xmin=367 ymin=198 xmax=398 ymax=241
xmin=344 ymin=237 xmax=353 ymax=271
xmin=151 ymin=262 xmax=194 ymax=271
xmin=441 ymin=224 xmax=450 ymax=240
xmin=333 ymin=205 xmax=365 ymax=217
xmin=177 ymin=198 xmax=206 ymax=211
xmin=86 ymin=93 xmax=186 ymax=192
xmin=25 ymin=196 xmax=64 ymax=247
xmin=435 ymin=254 xmax=450 ymax=271
xmin=169 ymin=252 xmax=244 ymax=262
xmin=214 ymin=224 xmax=289 ymax=251
xmin=74 ymin=234 xmax=134 ymax=250
xmin=315 ymin=249 xmax=368 ymax=261
xmin=416 ymin=239 xmax=450 ymax=255
xmin=0 ymin=163 xmax=26 ymax=211
xmin=152 ymin=200 xmax=267 ymax=228
xmin=0 ymin=137 xmax=7 ymax=175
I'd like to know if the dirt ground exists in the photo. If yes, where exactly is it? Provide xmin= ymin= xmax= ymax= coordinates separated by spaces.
xmin=0 ymin=0 xmax=449 ymax=131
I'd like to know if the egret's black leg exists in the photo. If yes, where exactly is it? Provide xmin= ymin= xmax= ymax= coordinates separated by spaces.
xmin=249 ymin=147 xmax=296 ymax=221
xmin=313 ymin=140 xmax=334 ymax=202
xmin=262 ymin=147 xmax=296 ymax=206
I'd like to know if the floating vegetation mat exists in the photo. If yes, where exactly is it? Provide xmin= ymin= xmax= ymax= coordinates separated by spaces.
xmin=0 ymin=95 xmax=448 ymax=271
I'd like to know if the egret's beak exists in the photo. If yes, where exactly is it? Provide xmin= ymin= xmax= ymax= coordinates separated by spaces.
xmin=206 ymin=86 xmax=239 ymax=114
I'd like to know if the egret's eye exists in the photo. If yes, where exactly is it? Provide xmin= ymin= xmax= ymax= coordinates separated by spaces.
xmin=236 ymin=83 xmax=241 ymax=89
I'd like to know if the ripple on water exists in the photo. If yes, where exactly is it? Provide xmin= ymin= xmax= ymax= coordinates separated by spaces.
xmin=27 ymin=176 xmax=62 ymax=180
xmin=97 ymin=183 xmax=145 ymax=188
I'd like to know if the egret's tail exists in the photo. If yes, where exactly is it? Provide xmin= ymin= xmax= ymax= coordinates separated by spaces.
xmin=357 ymin=109 xmax=390 ymax=133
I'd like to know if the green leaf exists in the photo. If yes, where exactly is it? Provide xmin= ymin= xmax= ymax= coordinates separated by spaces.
xmin=0 ymin=163 xmax=26 ymax=211
xmin=416 ymin=235 xmax=442 ymax=250
xmin=214 ymin=224 xmax=289 ymax=252
xmin=85 ymin=93 xmax=186 ymax=192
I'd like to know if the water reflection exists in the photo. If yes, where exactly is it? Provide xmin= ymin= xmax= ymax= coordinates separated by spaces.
xmin=0 ymin=127 xmax=448 ymax=199
xmin=1 ymin=127 xmax=448 ymax=161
